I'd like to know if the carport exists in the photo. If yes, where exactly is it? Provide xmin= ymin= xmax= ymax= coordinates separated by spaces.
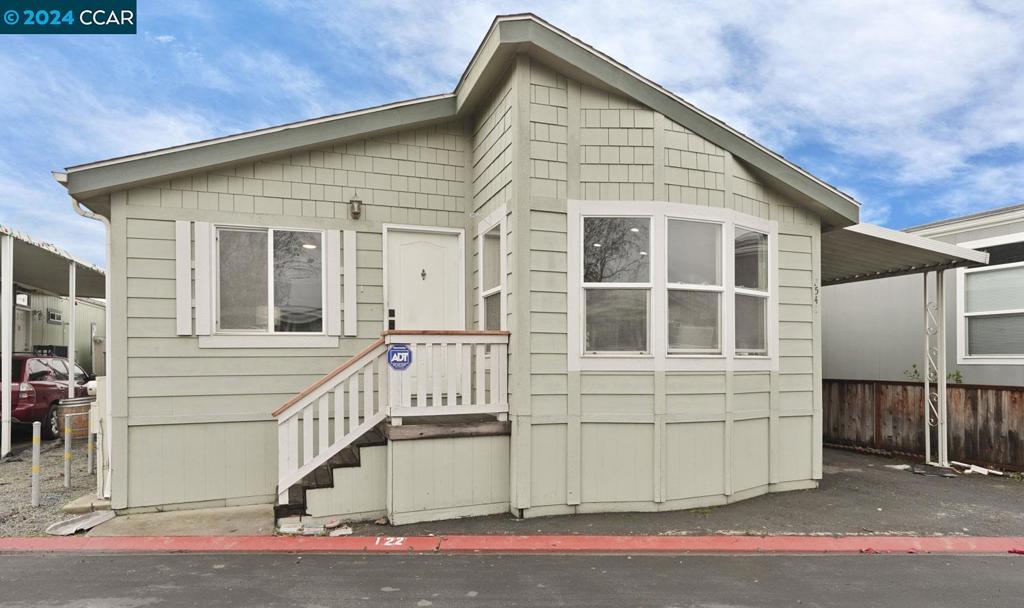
xmin=1 ymin=225 xmax=105 ymax=457
xmin=821 ymin=223 xmax=989 ymax=467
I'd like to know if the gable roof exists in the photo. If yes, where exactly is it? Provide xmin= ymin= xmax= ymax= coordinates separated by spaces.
xmin=56 ymin=13 xmax=859 ymax=226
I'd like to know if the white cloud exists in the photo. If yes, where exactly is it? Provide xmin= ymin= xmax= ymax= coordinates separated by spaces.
xmin=154 ymin=34 xmax=176 ymax=43
xmin=0 ymin=162 xmax=105 ymax=265
xmin=271 ymin=0 xmax=1024 ymax=219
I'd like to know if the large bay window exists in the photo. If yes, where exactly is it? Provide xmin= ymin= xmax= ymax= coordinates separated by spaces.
xmin=569 ymin=201 xmax=777 ymax=371
xmin=216 ymin=227 xmax=325 ymax=334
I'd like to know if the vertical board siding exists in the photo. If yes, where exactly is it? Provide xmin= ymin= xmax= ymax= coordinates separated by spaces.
xmin=390 ymin=436 xmax=510 ymax=515
xmin=823 ymin=379 xmax=1024 ymax=470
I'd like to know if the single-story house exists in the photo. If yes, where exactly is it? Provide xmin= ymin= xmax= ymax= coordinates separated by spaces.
xmin=1 ymin=224 xmax=106 ymax=456
xmin=53 ymin=14 xmax=987 ymax=524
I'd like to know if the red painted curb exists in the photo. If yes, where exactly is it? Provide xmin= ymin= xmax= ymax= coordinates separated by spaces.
xmin=2 ymin=535 xmax=1024 ymax=555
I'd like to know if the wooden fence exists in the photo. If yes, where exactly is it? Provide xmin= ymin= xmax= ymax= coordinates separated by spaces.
xmin=823 ymin=379 xmax=1024 ymax=470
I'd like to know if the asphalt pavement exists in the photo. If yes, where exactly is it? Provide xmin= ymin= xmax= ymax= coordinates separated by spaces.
xmin=0 ymin=553 xmax=1022 ymax=607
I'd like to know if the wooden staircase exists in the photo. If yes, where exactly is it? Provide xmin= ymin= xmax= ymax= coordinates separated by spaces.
xmin=274 ymin=425 xmax=387 ymax=518
xmin=273 ymin=330 xmax=511 ymax=516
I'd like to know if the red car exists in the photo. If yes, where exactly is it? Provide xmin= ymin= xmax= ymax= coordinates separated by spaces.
xmin=8 ymin=355 xmax=92 ymax=439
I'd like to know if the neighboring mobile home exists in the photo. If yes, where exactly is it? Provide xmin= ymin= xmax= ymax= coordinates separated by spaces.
xmin=52 ymin=14 xmax=985 ymax=524
xmin=824 ymin=203 xmax=1024 ymax=387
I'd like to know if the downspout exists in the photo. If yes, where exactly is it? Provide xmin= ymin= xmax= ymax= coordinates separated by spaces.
xmin=55 ymin=171 xmax=113 ymax=498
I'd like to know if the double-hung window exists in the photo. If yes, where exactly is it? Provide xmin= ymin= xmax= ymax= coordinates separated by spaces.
xmin=957 ymin=236 xmax=1024 ymax=363
xmin=478 ymin=207 xmax=507 ymax=331
xmin=481 ymin=226 xmax=503 ymax=330
xmin=583 ymin=217 xmax=651 ymax=353
xmin=216 ymin=227 xmax=325 ymax=334
xmin=667 ymin=219 xmax=722 ymax=354
xmin=734 ymin=227 xmax=769 ymax=356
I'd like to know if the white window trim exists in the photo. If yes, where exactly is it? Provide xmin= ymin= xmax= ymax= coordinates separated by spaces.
xmin=567 ymin=200 xmax=778 ymax=373
xmin=477 ymin=206 xmax=508 ymax=330
xmin=956 ymin=231 xmax=1024 ymax=365
xmin=197 ymin=222 xmax=340 ymax=349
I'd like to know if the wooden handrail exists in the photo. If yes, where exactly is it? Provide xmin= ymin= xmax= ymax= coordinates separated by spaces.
xmin=271 ymin=337 xmax=385 ymax=418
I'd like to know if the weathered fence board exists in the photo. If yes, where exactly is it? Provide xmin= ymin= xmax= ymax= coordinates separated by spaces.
xmin=824 ymin=379 xmax=1024 ymax=470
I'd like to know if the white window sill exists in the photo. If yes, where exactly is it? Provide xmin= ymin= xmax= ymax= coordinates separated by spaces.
xmin=572 ymin=354 xmax=777 ymax=372
xmin=958 ymin=355 xmax=1024 ymax=366
xmin=198 ymin=334 xmax=340 ymax=349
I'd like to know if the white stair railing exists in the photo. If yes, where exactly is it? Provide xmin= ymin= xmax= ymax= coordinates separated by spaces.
xmin=274 ymin=330 xmax=510 ymax=505
xmin=384 ymin=331 xmax=509 ymax=420
xmin=274 ymin=338 xmax=388 ymax=504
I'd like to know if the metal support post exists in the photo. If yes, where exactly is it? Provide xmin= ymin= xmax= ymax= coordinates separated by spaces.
xmin=31 ymin=422 xmax=40 ymax=507
xmin=1 ymin=233 xmax=12 ymax=457
xmin=937 ymin=271 xmax=948 ymax=467
xmin=67 ymin=262 xmax=76 ymax=399
xmin=64 ymin=414 xmax=72 ymax=488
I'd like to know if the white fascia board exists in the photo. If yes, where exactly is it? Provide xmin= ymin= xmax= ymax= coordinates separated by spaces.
xmin=845 ymin=223 xmax=990 ymax=265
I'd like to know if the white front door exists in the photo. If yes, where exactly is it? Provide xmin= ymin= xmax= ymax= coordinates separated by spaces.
xmin=385 ymin=228 xmax=463 ymax=330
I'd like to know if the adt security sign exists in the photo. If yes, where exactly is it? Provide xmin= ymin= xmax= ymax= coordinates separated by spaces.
xmin=387 ymin=344 xmax=412 ymax=370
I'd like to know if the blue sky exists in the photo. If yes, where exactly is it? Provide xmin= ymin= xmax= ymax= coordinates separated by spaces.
xmin=1 ymin=0 xmax=1023 ymax=266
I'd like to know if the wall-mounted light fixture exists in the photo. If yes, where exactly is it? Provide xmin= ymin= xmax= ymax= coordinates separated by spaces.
xmin=349 ymin=193 xmax=363 ymax=220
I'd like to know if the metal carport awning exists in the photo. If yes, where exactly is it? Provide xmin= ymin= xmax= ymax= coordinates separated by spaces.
xmin=822 ymin=223 xmax=989 ymax=286
xmin=2 ymin=225 xmax=105 ymax=457
xmin=821 ymin=223 xmax=989 ymax=469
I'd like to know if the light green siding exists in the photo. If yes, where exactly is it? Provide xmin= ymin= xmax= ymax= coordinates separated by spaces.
xmin=513 ymin=56 xmax=821 ymax=517
xmin=113 ymin=122 xmax=470 ymax=509
xmin=389 ymin=435 xmax=510 ymax=525
xmin=305 ymin=445 xmax=387 ymax=521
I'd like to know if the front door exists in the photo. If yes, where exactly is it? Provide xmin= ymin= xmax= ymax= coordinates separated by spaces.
xmin=385 ymin=228 xmax=463 ymax=330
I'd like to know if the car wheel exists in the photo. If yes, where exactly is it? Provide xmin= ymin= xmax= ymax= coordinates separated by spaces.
xmin=42 ymin=404 xmax=60 ymax=440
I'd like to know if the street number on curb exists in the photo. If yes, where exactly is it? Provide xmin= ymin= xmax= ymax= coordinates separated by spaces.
xmin=375 ymin=537 xmax=405 ymax=546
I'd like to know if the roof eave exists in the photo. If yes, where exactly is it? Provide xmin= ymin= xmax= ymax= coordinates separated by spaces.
xmin=63 ymin=94 xmax=457 ymax=200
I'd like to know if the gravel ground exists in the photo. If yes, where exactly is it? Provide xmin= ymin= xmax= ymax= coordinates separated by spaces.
xmin=0 ymin=430 xmax=95 ymax=537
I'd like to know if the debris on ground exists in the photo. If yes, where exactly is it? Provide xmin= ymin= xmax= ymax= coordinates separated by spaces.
xmin=912 ymin=466 xmax=957 ymax=478
xmin=951 ymin=461 xmax=1004 ymax=476
xmin=329 ymin=525 xmax=353 ymax=537
xmin=884 ymin=464 xmax=912 ymax=471
xmin=45 ymin=510 xmax=115 ymax=536
xmin=277 ymin=522 xmax=303 ymax=535
xmin=374 ymin=516 xmax=389 ymax=525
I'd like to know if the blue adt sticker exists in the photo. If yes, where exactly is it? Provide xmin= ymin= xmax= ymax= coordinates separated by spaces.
xmin=387 ymin=344 xmax=412 ymax=370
